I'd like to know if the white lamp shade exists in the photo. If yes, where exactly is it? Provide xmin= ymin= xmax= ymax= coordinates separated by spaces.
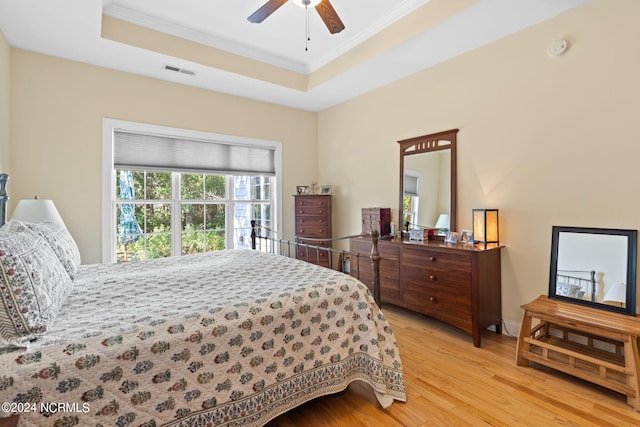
xmin=603 ymin=282 xmax=627 ymax=304
xmin=11 ymin=199 xmax=66 ymax=227
xmin=434 ymin=214 xmax=449 ymax=229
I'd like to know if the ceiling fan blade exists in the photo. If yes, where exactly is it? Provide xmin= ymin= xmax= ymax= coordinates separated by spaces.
xmin=247 ymin=0 xmax=288 ymax=23
xmin=315 ymin=0 xmax=345 ymax=34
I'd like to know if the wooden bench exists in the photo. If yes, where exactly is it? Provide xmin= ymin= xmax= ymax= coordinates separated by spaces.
xmin=516 ymin=295 xmax=640 ymax=411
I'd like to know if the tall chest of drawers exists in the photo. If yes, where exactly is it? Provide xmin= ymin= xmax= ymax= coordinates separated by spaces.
xmin=349 ymin=236 xmax=502 ymax=347
xmin=294 ymin=194 xmax=332 ymax=267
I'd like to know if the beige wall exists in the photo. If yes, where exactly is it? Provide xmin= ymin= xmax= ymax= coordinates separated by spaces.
xmin=318 ymin=0 xmax=640 ymax=325
xmin=10 ymin=51 xmax=317 ymax=263
xmin=0 ymin=29 xmax=9 ymax=174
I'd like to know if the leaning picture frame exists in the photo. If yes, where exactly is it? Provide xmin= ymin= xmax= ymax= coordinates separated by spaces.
xmin=320 ymin=185 xmax=332 ymax=195
xmin=445 ymin=231 xmax=459 ymax=243
xmin=460 ymin=229 xmax=473 ymax=245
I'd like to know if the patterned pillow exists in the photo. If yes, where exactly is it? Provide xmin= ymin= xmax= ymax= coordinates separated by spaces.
xmin=556 ymin=282 xmax=583 ymax=298
xmin=0 ymin=228 xmax=73 ymax=348
xmin=0 ymin=219 xmax=25 ymax=234
xmin=20 ymin=221 xmax=81 ymax=279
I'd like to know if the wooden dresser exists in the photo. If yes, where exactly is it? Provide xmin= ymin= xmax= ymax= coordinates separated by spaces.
xmin=294 ymin=194 xmax=332 ymax=267
xmin=350 ymin=236 xmax=502 ymax=347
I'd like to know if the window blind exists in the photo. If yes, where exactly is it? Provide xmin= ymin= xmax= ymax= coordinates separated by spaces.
xmin=114 ymin=130 xmax=276 ymax=176
xmin=404 ymin=174 xmax=419 ymax=197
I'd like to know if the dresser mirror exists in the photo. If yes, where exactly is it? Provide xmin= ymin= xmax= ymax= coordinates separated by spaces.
xmin=398 ymin=129 xmax=458 ymax=235
xmin=549 ymin=226 xmax=637 ymax=315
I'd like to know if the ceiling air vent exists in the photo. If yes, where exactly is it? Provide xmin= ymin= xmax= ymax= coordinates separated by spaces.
xmin=163 ymin=65 xmax=195 ymax=76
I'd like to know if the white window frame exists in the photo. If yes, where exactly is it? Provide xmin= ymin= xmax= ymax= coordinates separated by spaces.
xmin=102 ymin=118 xmax=282 ymax=263
xmin=403 ymin=169 xmax=421 ymax=228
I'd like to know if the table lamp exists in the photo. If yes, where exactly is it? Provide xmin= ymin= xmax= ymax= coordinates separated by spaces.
xmin=11 ymin=197 xmax=66 ymax=227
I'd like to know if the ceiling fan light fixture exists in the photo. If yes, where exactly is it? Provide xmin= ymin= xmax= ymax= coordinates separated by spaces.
xmin=291 ymin=0 xmax=322 ymax=8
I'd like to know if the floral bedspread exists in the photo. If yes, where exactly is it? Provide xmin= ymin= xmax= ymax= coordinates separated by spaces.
xmin=0 ymin=249 xmax=405 ymax=426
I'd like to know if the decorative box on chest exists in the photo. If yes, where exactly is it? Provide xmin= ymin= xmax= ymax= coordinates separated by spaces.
xmin=294 ymin=194 xmax=332 ymax=267
xmin=362 ymin=207 xmax=391 ymax=236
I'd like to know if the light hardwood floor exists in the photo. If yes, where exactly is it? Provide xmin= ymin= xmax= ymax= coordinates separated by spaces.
xmin=268 ymin=304 xmax=640 ymax=427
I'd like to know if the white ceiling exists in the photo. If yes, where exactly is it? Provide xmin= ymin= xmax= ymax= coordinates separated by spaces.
xmin=0 ymin=0 xmax=590 ymax=112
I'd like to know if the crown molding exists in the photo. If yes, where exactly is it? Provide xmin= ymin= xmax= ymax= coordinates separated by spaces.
xmin=103 ymin=3 xmax=310 ymax=74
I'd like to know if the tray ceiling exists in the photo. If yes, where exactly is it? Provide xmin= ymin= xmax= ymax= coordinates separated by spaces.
xmin=0 ymin=0 xmax=590 ymax=111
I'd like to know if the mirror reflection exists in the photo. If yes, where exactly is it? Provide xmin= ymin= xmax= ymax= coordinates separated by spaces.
xmin=403 ymin=150 xmax=450 ymax=233
xmin=549 ymin=226 xmax=637 ymax=316
xmin=398 ymin=129 xmax=458 ymax=235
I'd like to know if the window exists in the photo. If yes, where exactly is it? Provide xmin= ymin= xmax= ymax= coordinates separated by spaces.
xmin=403 ymin=171 xmax=420 ymax=228
xmin=103 ymin=120 xmax=282 ymax=263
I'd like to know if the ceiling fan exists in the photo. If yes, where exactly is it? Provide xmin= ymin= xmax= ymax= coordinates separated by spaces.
xmin=248 ymin=0 xmax=345 ymax=34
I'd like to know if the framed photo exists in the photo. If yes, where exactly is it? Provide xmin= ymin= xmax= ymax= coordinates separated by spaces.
xmin=409 ymin=229 xmax=424 ymax=241
xmin=320 ymin=185 xmax=332 ymax=195
xmin=296 ymin=185 xmax=309 ymax=195
xmin=460 ymin=229 xmax=473 ymax=245
xmin=445 ymin=231 xmax=459 ymax=243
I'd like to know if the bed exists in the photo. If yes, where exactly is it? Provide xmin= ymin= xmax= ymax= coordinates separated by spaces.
xmin=0 ymin=174 xmax=406 ymax=426
xmin=555 ymin=269 xmax=597 ymax=301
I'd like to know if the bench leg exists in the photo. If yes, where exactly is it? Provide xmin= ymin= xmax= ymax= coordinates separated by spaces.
xmin=624 ymin=336 xmax=640 ymax=411
xmin=516 ymin=310 xmax=532 ymax=367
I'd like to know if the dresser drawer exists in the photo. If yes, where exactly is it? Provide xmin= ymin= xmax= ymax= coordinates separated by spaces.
xmin=350 ymin=239 xmax=371 ymax=255
xmin=402 ymin=247 xmax=471 ymax=272
xmin=296 ymin=206 xmax=330 ymax=217
xmin=296 ymin=216 xmax=329 ymax=227
xmin=296 ymin=247 xmax=330 ymax=267
xmin=403 ymin=283 xmax=473 ymax=332
xmin=296 ymin=196 xmax=329 ymax=210
xmin=351 ymin=239 xmax=399 ymax=259
xmin=349 ymin=238 xmax=401 ymax=305
xmin=353 ymin=260 xmax=401 ymax=305
xmin=296 ymin=225 xmax=330 ymax=238
xmin=403 ymin=265 xmax=471 ymax=294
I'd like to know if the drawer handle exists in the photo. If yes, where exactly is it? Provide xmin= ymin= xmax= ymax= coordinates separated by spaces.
xmin=429 ymin=256 xmax=436 ymax=262
xmin=318 ymin=210 xmax=324 ymax=214
xmin=429 ymin=275 xmax=437 ymax=281
xmin=298 ymin=219 xmax=304 ymax=223
xmin=429 ymin=296 xmax=437 ymax=302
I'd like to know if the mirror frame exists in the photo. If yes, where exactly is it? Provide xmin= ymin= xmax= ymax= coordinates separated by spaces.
xmin=398 ymin=129 xmax=458 ymax=235
xmin=549 ymin=225 xmax=637 ymax=316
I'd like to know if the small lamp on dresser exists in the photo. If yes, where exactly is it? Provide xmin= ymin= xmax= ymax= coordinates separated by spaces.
xmin=434 ymin=213 xmax=449 ymax=235
xmin=604 ymin=282 xmax=627 ymax=307
xmin=11 ymin=197 xmax=66 ymax=227
xmin=472 ymin=209 xmax=499 ymax=245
